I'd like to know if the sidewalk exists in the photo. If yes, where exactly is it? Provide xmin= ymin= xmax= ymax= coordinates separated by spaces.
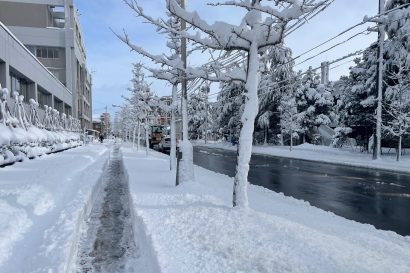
xmin=122 ymin=146 xmax=410 ymax=273
xmin=0 ymin=144 xmax=109 ymax=272
xmin=194 ymin=141 xmax=410 ymax=174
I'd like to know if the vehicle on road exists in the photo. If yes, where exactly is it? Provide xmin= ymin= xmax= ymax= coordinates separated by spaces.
xmin=149 ymin=125 xmax=164 ymax=149
xmin=158 ymin=137 xmax=171 ymax=152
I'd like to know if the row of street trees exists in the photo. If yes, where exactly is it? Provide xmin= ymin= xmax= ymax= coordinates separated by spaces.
xmin=117 ymin=0 xmax=324 ymax=208
xmin=116 ymin=0 xmax=410 ymax=207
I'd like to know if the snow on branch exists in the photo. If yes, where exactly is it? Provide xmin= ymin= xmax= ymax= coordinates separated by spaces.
xmin=209 ymin=0 xmax=316 ymax=21
xmin=166 ymin=0 xmax=325 ymax=50
xmin=114 ymin=28 xmax=246 ymax=83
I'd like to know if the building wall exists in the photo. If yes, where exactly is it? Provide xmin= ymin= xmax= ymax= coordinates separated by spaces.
xmin=0 ymin=0 xmax=92 ymax=129
xmin=0 ymin=1 xmax=49 ymax=28
xmin=0 ymin=22 xmax=72 ymax=117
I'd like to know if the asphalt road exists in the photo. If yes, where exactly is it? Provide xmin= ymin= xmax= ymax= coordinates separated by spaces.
xmin=193 ymin=146 xmax=410 ymax=236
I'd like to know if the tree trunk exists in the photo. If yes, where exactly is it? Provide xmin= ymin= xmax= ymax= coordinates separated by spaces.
xmin=137 ymin=120 xmax=141 ymax=151
xmin=205 ymin=94 xmax=209 ymax=144
xmin=264 ymin=126 xmax=268 ymax=145
xmin=233 ymin=43 xmax=259 ymax=208
xmin=280 ymin=130 xmax=284 ymax=146
xmin=290 ymin=131 xmax=293 ymax=152
xmin=170 ymin=83 xmax=177 ymax=171
xmin=397 ymin=135 xmax=402 ymax=162
xmin=132 ymin=125 xmax=136 ymax=148
xmin=145 ymin=124 xmax=149 ymax=156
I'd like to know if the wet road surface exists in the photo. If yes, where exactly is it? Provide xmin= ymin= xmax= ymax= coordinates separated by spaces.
xmin=77 ymin=147 xmax=138 ymax=273
xmin=193 ymin=146 xmax=410 ymax=236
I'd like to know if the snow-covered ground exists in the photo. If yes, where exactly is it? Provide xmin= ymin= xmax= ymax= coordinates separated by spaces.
xmin=122 ymin=146 xmax=410 ymax=273
xmin=1 ymin=143 xmax=409 ymax=272
xmin=194 ymin=141 xmax=410 ymax=174
xmin=0 ymin=144 xmax=109 ymax=272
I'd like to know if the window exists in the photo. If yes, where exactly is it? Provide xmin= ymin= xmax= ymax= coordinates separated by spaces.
xmin=9 ymin=73 xmax=29 ymax=102
xmin=38 ymin=90 xmax=51 ymax=107
xmin=49 ymin=69 xmax=60 ymax=80
xmin=36 ymin=47 xmax=59 ymax=59
xmin=54 ymin=98 xmax=63 ymax=113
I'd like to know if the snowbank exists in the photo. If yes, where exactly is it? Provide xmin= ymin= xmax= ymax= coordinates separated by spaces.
xmin=0 ymin=124 xmax=81 ymax=166
xmin=122 ymin=146 xmax=410 ymax=273
xmin=194 ymin=141 xmax=410 ymax=174
xmin=0 ymin=144 xmax=109 ymax=272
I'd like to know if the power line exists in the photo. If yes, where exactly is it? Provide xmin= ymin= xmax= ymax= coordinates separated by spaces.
xmin=207 ymin=12 xmax=410 ymax=99
xmin=185 ymin=0 xmax=335 ymax=95
xmin=208 ymin=49 xmax=365 ymax=104
xmin=196 ymin=1 xmax=410 ymax=95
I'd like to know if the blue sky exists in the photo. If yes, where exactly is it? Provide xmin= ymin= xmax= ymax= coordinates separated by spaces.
xmin=74 ymin=0 xmax=378 ymax=118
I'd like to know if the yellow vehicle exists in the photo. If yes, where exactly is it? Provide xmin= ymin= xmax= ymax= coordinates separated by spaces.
xmin=149 ymin=125 xmax=164 ymax=149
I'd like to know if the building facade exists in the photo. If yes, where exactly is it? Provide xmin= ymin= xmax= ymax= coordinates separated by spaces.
xmin=159 ymin=96 xmax=171 ymax=126
xmin=0 ymin=0 xmax=92 ymax=129
xmin=0 ymin=21 xmax=72 ymax=118
xmin=100 ymin=112 xmax=111 ymax=137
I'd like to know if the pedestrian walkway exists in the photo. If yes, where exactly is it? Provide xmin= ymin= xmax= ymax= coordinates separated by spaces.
xmin=77 ymin=146 xmax=139 ymax=273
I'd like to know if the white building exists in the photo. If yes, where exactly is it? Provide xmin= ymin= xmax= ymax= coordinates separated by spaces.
xmin=0 ymin=0 xmax=92 ymax=129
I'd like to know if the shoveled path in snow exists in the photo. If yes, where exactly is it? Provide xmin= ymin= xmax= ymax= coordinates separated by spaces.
xmin=77 ymin=146 xmax=139 ymax=273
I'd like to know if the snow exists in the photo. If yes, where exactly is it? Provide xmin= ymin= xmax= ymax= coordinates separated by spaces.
xmin=0 ymin=144 xmax=109 ymax=272
xmin=2 ymin=143 xmax=409 ymax=272
xmin=195 ymin=141 xmax=410 ymax=174
xmin=121 ymin=146 xmax=410 ymax=273
xmin=180 ymin=139 xmax=194 ymax=183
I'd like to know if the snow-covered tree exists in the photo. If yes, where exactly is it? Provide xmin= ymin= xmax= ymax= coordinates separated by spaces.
xmin=257 ymin=111 xmax=272 ymax=145
xmin=278 ymin=94 xmax=300 ymax=150
xmin=188 ymin=85 xmax=210 ymax=140
xmin=382 ymin=0 xmax=410 ymax=160
xmin=336 ymin=50 xmax=378 ymax=151
xmin=257 ymin=44 xmax=296 ymax=144
xmin=118 ymin=0 xmax=198 ymax=181
xmin=119 ymin=0 xmax=324 ymax=207
xmin=295 ymin=67 xmax=334 ymax=143
xmin=382 ymin=54 xmax=410 ymax=161
xmin=124 ymin=63 xmax=156 ymax=155
xmin=215 ymin=81 xmax=244 ymax=142
xmin=335 ymin=1 xmax=410 ymax=153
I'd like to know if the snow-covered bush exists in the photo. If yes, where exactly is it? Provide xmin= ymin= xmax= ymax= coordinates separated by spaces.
xmin=0 ymin=87 xmax=82 ymax=166
xmin=332 ymin=127 xmax=353 ymax=148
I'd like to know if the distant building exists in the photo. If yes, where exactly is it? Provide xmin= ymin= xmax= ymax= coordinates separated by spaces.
xmin=0 ymin=0 xmax=92 ymax=129
xmin=100 ymin=112 xmax=111 ymax=137
xmin=92 ymin=120 xmax=102 ymax=135
xmin=159 ymin=96 xmax=172 ymax=126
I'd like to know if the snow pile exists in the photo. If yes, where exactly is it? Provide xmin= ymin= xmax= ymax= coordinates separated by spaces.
xmin=121 ymin=147 xmax=410 ymax=273
xmin=0 ymin=144 xmax=109 ymax=272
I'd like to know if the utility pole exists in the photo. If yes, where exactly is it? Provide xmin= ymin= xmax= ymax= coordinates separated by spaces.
xmin=374 ymin=0 xmax=385 ymax=160
xmin=105 ymin=105 xmax=108 ymax=138
xmin=181 ymin=0 xmax=188 ymax=141
xmin=204 ymin=84 xmax=209 ymax=144
xmin=320 ymin=61 xmax=329 ymax=84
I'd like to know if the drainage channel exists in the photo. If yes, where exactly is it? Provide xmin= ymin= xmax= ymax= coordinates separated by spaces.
xmin=76 ymin=146 xmax=139 ymax=273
